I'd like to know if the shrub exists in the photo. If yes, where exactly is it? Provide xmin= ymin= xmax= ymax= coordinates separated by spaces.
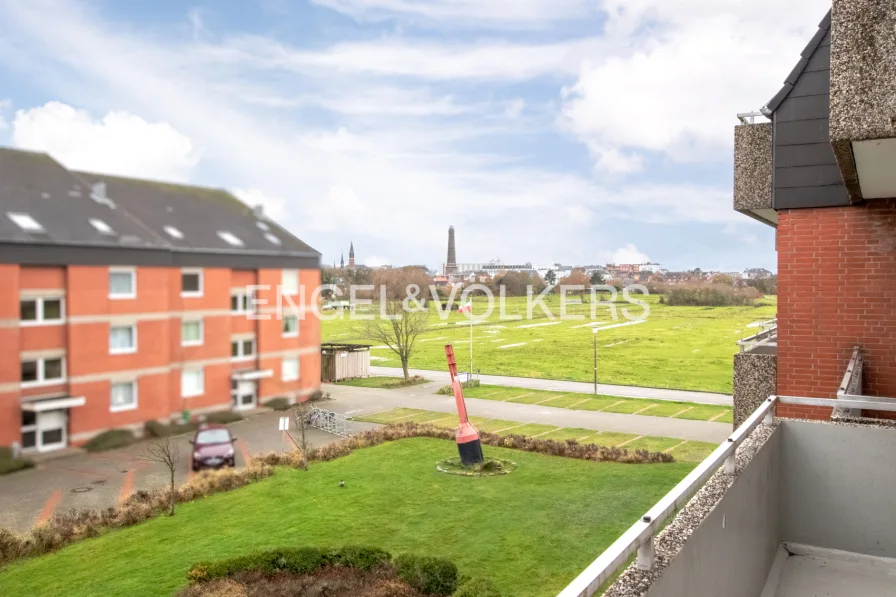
xmin=395 ymin=554 xmax=458 ymax=596
xmin=436 ymin=385 xmax=454 ymax=395
xmin=188 ymin=546 xmax=389 ymax=583
xmin=381 ymin=376 xmax=428 ymax=389
xmin=665 ymin=284 xmax=756 ymax=307
xmin=327 ymin=545 xmax=392 ymax=571
xmin=204 ymin=411 xmax=244 ymax=424
xmin=454 ymin=578 xmax=502 ymax=597
xmin=84 ymin=429 xmax=136 ymax=452
xmin=0 ymin=447 xmax=34 ymax=475
xmin=144 ymin=420 xmax=198 ymax=438
xmin=309 ymin=390 xmax=331 ymax=402
xmin=265 ymin=398 xmax=291 ymax=411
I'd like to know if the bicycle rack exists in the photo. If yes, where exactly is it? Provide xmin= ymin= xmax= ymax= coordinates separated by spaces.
xmin=308 ymin=405 xmax=353 ymax=437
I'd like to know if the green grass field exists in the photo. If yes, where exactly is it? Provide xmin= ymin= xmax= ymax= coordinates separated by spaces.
xmin=463 ymin=385 xmax=733 ymax=423
xmin=355 ymin=408 xmax=718 ymax=463
xmin=323 ymin=294 xmax=776 ymax=393
xmin=0 ymin=438 xmax=694 ymax=597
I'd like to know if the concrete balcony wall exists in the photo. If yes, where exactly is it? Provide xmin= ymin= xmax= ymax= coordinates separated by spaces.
xmin=644 ymin=427 xmax=782 ymax=597
xmin=830 ymin=0 xmax=896 ymax=200
xmin=780 ymin=420 xmax=896 ymax=557
xmin=733 ymin=349 xmax=777 ymax=428
xmin=733 ymin=123 xmax=776 ymax=226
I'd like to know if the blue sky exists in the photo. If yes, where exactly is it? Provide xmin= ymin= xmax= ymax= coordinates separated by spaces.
xmin=0 ymin=0 xmax=832 ymax=272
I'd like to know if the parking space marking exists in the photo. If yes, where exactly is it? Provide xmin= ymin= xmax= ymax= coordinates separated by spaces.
xmin=235 ymin=438 xmax=252 ymax=464
xmin=35 ymin=489 xmax=63 ymax=526
xmin=119 ymin=470 xmax=135 ymax=504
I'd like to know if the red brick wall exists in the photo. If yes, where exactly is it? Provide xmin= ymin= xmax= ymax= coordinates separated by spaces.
xmin=777 ymin=200 xmax=896 ymax=419
xmin=2 ymin=263 xmax=321 ymax=448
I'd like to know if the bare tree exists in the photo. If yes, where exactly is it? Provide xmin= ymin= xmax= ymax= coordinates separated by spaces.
xmin=292 ymin=402 xmax=312 ymax=470
xmin=358 ymin=268 xmax=432 ymax=380
xmin=144 ymin=437 xmax=179 ymax=517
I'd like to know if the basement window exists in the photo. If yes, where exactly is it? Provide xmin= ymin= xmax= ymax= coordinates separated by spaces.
xmin=7 ymin=212 xmax=44 ymax=232
xmin=164 ymin=226 xmax=184 ymax=239
xmin=89 ymin=218 xmax=114 ymax=235
xmin=217 ymin=231 xmax=244 ymax=247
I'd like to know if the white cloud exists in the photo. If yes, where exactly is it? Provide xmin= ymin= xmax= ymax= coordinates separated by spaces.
xmin=504 ymin=98 xmax=525 ymax=119
xmin=363 ymin=255 xmax=390 ymax=267
xmin=11 ymin=101 xmax=201 ymax=181
xmin=561 ymin=0 xmax=833 ymax=167
xmin=310 ymin=0 xmax=597 ymax=27
xmin=0 ymin=99 xmax=10 ymax=129
xmin=232 ymin=188 xmax=288 ymax=221
xmin=607 ymin=244 xmax=650 ymax=265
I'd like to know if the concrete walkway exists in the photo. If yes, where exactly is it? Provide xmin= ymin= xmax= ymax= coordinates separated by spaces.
xmin=324 ymin=383 xmax=731 ymax=443
xmin=369 ymin=366 xmax=732 ymax=406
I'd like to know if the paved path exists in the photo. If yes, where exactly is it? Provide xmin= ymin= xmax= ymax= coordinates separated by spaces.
xmin=0 ymin=410 xmax=363 ymax=534
xmin=324 ymin=383 xmax=731 ymax=444
xmin=369 ymin=366 xmax=732 ymax=406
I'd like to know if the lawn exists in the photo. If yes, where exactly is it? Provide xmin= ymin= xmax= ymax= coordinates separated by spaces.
xmin=322 ymin=294 xmax=776 ymax=393
xmin=0 ymin=438 xmax=694 ymax=597
xmin=463 ymin=385 xmax=734 ymax=424
xmin=354 ymin=408 xmax=717 ymax=463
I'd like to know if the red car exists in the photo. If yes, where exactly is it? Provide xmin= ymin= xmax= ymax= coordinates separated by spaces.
xmin=190 ymin=424 xmax=237 ymax=471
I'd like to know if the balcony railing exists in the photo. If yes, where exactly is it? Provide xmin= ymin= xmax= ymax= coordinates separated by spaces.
xmin=736 ymin=319 xmax=777 ymax=353
xmin=556 ymin=393 xmax=896 ymax=597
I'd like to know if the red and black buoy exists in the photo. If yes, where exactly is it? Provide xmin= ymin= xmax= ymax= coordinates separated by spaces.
xmin=445 ymin=344 xmax=484 ymax=466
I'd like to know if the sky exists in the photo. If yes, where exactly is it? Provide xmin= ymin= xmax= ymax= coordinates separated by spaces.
xmin=0 ymin=0 xmax=832 ymax=272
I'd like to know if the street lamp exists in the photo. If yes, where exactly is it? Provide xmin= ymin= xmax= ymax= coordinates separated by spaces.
xmin=592 ymin=327 xmax=598 ymax=395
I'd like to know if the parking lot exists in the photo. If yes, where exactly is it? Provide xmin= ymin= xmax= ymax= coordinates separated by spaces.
xmin=0 ymin=408 xmax=372 ymax=534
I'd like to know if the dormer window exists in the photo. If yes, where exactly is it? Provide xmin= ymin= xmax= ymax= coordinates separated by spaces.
xmin=7 ymin=212 xmax=43 ymax=232
xmin=256 ymin=221 xmax=270 ymax=231
xmin=217 ymin=231 xmax=243 ymax=247
xmin=265 ymin=233 xmax=281 ymax=245
xmin=164 ymin=226 xmax=184 ymax=239
xmin=89 ymin=218 xmax=114 ymax=234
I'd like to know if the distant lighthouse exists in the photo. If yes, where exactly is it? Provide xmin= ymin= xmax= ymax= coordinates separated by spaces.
xmin=445 ymin=226 xmax=457 ymax=275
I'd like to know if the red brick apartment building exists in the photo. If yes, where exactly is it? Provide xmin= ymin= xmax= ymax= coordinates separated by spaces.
xmin=733 ymin=3 xmax=896 ymax=423
xmin=0 ymin=148 xmax=321 ymax=453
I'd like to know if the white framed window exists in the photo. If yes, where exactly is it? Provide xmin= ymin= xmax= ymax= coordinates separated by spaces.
xmin=181 ymin=269 xmax=203 ymax=297
xmin=21 ymin=356 xmax=65 ymax=386
xmin=109 ymin=267 xmax=136 ymax=299
xmin=231 ymin=337 xmax=256 ymax=360
xmin=110 ymin=381 xmax=138 ymax=412
xmin=7 ymin=212 xmax=44 ymax=232
xmin=230 ymin=290 xmax=255 ymax=314
xmin=181 ymin=319 xmax=203 ymax=346
xmin=110 ymin=324 xmax=137 ymax=354
xmin=217 ymin=231 xmax=244 ymax=247
xmin=89 ymin=218 xmax=114 ymax=235
xmin=283 ymin=315 xmax=299 ymax=337
xmin=164 ymin=225 xmax=183 ymax=239
xmin=20 ymin=297 xmax=64 ymax=326
xmin=181 ymin=368 xmax=204 ymax=398
xmin=282 ymin=269 xmax=298 ymax=295
xmin=282 ymin=357 xmax=299 ymax=382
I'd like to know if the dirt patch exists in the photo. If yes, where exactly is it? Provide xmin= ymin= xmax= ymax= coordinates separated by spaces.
xmin=177 ymin=567 xmax=424 ymax=597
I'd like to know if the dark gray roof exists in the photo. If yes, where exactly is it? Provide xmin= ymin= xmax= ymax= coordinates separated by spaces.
xmin=762 ymin=10 xmax=832 ymax=117
xmin=0 ymin=147 xmax=319 ymax=267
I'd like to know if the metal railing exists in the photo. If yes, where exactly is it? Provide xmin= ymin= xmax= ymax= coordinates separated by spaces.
xmin=737 ymin=319 xmax=777 ymax=352
xmin=557 ymin=393 xmax=896 ymax=597
xmin=737 ymin=111 xmax=765 ymax=124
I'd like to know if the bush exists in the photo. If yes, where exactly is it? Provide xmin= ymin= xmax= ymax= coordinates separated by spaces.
xmin=381 ymin=376 xmax=428 ymax=389
xmin=395 ymin=554 xmax=458 ymax=596
xmin=0 ymin=447 xmax=34 ymax=475
xmin=436 ymin=385 xmax=454 ymax=396
xmin=665 ymin=284 xmax=756 ymax=307
xmin=309 ymin=390 xmax=331 ymax=402
xmin=84 ymin=429 xmax=136 ymax=452
xmin=454 ymin=578 xmax=502 ymax=597
xmin=204 ymin=411 xmax=244 ymax=425
xmin=265 ymin=398 xmax=292 ymax=411
xmin=188 ymin=546 xmax=390 ymax=583
xmin=144 ymin=420 xmax=198 ymax=438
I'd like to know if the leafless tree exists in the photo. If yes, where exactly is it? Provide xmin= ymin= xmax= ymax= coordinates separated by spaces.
xmin=292 ymin=402 xmax=312 ymax=470
xmin=144 ymin=437 xmax=179 ymax=516
xmin=357 ymin=267 xmax=431 ymax=380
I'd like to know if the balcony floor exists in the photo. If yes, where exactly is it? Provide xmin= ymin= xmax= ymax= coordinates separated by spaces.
xmin=771 ymin=547 xmax=896 ymax=597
